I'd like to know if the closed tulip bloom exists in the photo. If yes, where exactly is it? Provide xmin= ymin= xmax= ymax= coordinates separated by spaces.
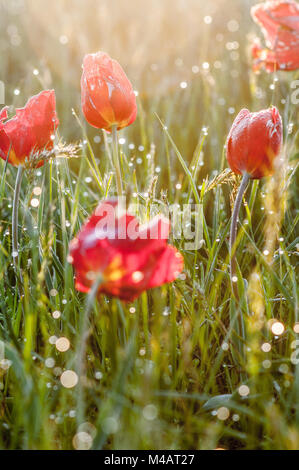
xmin=69 ymin=200 xmax=183 ymax=302
xmin=226 ymin=107 xmax=283 ymax=179
xmin=0 ymin=90 xmax=59 ymax=167
xmin=251 ymin=0 xmax=299 ymax=71
xmin=81 ymin=52 xmax=137 ymax=132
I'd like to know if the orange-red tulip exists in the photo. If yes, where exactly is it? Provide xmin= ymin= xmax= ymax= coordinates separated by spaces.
xmin=226 ymin=107 xmax=283 ymax=179
xmin=0 ymin=90 xmax=59 ymax=167
xmin=251 ymin=0 xmax=299 ymax=72
xmin=69 ymin=199 xmax=183 ymax=302
xmin=81 ymin=52 xmax=137 ymax=132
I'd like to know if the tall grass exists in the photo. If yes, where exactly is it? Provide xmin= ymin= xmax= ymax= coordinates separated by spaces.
xmin=0 ymin=0 xmax=298 ymax=450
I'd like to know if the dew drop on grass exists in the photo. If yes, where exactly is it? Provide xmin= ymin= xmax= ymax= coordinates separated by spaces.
xmin=60 ymin=370 xmax=78 ymax=389
xmin=45 ymin=358 xmax=55 ymax=368
xmin=33 ymin=187 xmax=42 ymax=196
xmin=56 ymin=337 xmax=70 ymax=353
xmin=95 ymin=371 xmax=103 ymax=380
xmin=143 ymin=404 xmax=158 ymax=421
xmin=217 ymin=407 xmax=230 ymax=421
xmin=238 ymin=385 xmax=250 ymax=397
xmin=30 ymin=198 xmax=40 ymax=208
xmin=49 ymin=336 xmax=58 ymax=345
xmin=271 ymin=322 xmax=285 ymax=336
xmin=261 ymin=343 xmax=271 ymax=353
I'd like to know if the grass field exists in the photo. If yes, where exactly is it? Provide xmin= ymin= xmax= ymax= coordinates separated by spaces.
xmin=0 ymin=0 xmax=298 ymax=450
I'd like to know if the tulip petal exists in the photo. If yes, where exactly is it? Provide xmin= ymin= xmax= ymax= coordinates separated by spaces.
xmin=0 ymin=107 xmax=9 ymax=122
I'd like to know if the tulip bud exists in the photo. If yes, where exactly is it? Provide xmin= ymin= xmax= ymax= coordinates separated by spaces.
xmin=226 ymin=107 xmax=283 ymax=179
xmin=81 ymin=52 xmax=137 ymax=132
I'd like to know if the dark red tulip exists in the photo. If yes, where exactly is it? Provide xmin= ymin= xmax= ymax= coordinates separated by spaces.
xmin=251 ymin=0 xmax=299 ymax=72
xmin=0 ymin=90 xmax=59 ymax=167
xmin=69 ymin=200 xmax=184 ymax=302
xmin=81 ymin=52 xmax=137 ymax=132
xmin=226 ymin=107 xmax=283 ymax=179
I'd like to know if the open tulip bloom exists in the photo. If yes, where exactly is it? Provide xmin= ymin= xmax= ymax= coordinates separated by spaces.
xmin=251 ymin=0 xmax=299 ymax=72
xmin=226 ymin=106 xmax=283 ymax=299
xmin=0 ymin=90 xmax=59 ymax=278
xmin=69 ymin=199 xmax=184 ymax=302
xmin=0 ymin=90 xmax=59 ymax=167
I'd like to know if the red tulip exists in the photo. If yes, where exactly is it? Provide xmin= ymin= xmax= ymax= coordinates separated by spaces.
xmin=251 ymin=0 xmax=299 ymax=72
xmin=69 ymin=200 xmax=184 ymax=302
xmin=0 ymin=90 xmax=59 ymax=167
xmin=226 ymin=107 xmax=283 ymax=179
xmin=81 ymin=52 xmax=137 ymax=132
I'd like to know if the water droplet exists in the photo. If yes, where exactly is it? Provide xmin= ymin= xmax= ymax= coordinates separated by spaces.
xmin=60 ymin=370 xmax=78 ymax=389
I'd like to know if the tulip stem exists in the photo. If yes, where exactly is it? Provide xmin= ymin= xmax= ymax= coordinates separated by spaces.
xmin=230 ymin=172 xmax=250 ymax=299
xmin=12 ymin=165 xmax=24 ymax=282
xmin=111 ymin=125 xmax=123 ymax=196
xmin=76 ymin=275 xmax=102 ymax=426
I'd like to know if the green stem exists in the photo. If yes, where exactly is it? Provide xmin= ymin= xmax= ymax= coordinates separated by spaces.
xmin=111 ymin=125 xmax=123 ymax=196
xmin=12 ymin=166 xmax=24 ymax=280
xmin=76 ymin=275 xmax=102 ymax=425
xmin=230 ymin=172 xmax=250 ymax=299
xmin=230 ymin=172 xmax=250 ymax=378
